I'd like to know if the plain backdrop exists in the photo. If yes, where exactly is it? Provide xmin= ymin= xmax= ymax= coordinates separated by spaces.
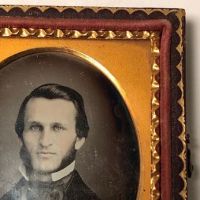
xmin=0 ymin=0 xmax=199 ymax=199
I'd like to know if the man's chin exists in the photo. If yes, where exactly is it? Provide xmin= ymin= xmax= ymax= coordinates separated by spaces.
xmin=33 ymin=163 xmax=61 ymax=174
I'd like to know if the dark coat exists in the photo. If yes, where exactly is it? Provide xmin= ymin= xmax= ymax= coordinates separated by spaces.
xmin=0 ymin=170 xmax=99 ymax=200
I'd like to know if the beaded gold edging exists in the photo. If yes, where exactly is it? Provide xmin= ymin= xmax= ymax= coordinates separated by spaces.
xmin=150 ymin=32 xmax=160 ymax=200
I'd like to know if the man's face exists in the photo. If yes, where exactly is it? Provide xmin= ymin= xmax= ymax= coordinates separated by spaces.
xmin=22 ymin=97 xmax=84 ymax=173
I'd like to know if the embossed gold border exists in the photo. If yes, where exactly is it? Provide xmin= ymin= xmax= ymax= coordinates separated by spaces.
xmin=150 ymin=32 xmax=160 ymax=200
xmin=0 ymin=6 xmax=186 ymax=200
xmin=0 ymin=28 xmax=152 ymax=39
xmin=0 ymin=26 xmax=160 ymax=200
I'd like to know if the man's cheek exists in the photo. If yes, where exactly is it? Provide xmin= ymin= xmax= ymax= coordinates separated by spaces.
xmin=27 ymin=146 xmax=37 ymax=158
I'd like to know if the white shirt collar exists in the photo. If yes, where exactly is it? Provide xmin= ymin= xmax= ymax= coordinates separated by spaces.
xmin=19 ymin=161 xmax=76 ymax=182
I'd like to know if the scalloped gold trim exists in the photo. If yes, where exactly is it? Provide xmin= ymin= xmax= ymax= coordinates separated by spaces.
xmin=150 ymin=31 xmax=160 ymax=200
xmin=0 ymin=5 xmax=184 ymax=15
xmin=175 ymin=10 xmax=187 ymax=200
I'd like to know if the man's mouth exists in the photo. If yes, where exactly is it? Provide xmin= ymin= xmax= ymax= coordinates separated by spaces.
xmin=37 ymin=152 xmax=56 ymax=155
xmin=37 ymin=152 xmax=56 ymax=158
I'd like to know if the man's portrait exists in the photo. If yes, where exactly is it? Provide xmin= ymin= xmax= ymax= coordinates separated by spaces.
xmin=1 ymin=83 xmax=99 ymax=200
xmin=0 ymin=48 xmax=140 ymax=199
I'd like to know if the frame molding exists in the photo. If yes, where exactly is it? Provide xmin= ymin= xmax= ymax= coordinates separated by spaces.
xmin=0 ymin=6 xmax=186 ymax=200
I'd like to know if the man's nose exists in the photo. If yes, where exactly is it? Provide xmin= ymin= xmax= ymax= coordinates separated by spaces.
xmin=39 ymin=129 xmax=53 ymax=148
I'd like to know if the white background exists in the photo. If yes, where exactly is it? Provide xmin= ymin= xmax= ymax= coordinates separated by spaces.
xmin=0 ymin=0 xmax=199 ymax=199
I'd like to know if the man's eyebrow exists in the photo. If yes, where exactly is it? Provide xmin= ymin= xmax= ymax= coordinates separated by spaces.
xmin=51 ymin=122 xmax=68 ymax=126
xmin=27 ymin=120 xmax=42 ymax=125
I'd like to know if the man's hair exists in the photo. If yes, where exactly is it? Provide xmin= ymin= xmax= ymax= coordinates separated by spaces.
xmin=15 ymin=83 xmax=89 ymax=138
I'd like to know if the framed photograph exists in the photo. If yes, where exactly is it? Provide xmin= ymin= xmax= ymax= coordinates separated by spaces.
xmin=0 ymin=6 xmax=186 ymax=200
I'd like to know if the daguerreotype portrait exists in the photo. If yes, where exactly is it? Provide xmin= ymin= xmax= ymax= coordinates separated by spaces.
xmin=0 ymin=5 xmax=187 ymax=200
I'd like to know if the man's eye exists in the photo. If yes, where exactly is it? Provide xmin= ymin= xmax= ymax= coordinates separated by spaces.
xmin=29 ymin=125 xmax=42 ymax=132
xmin=52 ymin=125 xmax=65 ymax=132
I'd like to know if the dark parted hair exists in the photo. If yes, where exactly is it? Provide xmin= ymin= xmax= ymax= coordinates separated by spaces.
xmin=15 ymin=84 xmax=89 ymax=138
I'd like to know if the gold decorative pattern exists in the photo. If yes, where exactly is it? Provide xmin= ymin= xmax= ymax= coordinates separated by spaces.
xmin=175 ymin=10 xmax=187 ymax=200
xmin=150 ymin=32 xmax=160 ymax=200
xmin=0 ymin=28 xmax=151 ymax=39
xmin=0 ymin=6 xmax=186 ymax=200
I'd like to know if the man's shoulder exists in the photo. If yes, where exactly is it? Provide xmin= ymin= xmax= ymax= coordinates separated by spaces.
xmin=65 ymin=170 xmax=100 ymax=200
xmin=0 ymin=172 xmax=100 ymax=200
xmin=0 ymin=178 xmax=26 ymax=200
xmin=0 ymin=191 xmax=12 ymax=200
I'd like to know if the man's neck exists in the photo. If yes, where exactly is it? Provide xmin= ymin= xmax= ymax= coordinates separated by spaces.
xmin=29 ymin=172 xmax=52 ymax=182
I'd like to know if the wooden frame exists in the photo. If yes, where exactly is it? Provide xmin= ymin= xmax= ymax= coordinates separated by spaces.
xmin=0 ymin=6 xmax=186 ymax=200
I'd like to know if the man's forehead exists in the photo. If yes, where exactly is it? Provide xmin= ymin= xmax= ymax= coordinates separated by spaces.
xmin=24 ymin=97 xmax=77 ymax=121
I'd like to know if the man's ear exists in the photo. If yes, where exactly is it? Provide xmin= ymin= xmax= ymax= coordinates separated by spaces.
xmin=75 ymin=137 xmax=85 ymax=150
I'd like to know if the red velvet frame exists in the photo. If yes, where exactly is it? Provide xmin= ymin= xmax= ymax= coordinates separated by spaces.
xmin=0 ymin=16 xmax=172 ymax=200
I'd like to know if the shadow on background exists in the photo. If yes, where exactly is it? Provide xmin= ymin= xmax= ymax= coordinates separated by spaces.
xmin=186 ymin=20 xmax=198 ymax=200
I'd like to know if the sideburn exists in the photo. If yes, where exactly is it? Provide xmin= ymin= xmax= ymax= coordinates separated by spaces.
xmin=20 ymin=144 xmax=34 ymax=174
